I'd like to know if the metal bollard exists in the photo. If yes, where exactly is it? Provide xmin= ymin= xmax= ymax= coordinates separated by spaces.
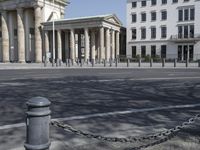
xmin=109 ymin=59 xmax=112 ymax=67
xmin=71 ymin=59 xmax=74 ymax=66
xmin=138 ymin=58 xmax=141 ymax=67
xmin=162 ymin=58 xmax=165 ymax=68
xmin=115 ymin=58 xmax=118 ymax=67
xmin=24 ymin=97 xmax=51 ymax=150
xmin=186 ymin=59 xmax=189 ymax=68
xmin=68 ymin=59 xmax=71 ymax=67
xmin=66 ymin=59 xmax=68 ymax=67
xmin=80 ymin=59 xmax=83 ymax=67
xmin=56 ymin=59 xmax=59 ymax=67
xmin=174 ymin=58 xmax=177 ymax=68
xmin=150 ymin=59 xmax=153 ymax=68
xmin=127 ymin=58 xmax=130 ymax=67
xmin=44 ymin=60 xmax=47 ymax=67
xmin=52 ymin=59 xmax=55 ymax=67
xmin=104 ymin=59 xmax=106 ymax=67
xmin=91 ymin=59 xmax=94 ymax=67
xmin=59 ymin=59 xmax=62 ymax=66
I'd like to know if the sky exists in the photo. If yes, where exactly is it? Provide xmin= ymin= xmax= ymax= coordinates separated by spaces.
xmin=65 ymin=0 xmax=126 ymax=26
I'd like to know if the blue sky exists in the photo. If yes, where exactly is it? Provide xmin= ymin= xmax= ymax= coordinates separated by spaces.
xmin=65 ymin=0 xmax=126 ymax=26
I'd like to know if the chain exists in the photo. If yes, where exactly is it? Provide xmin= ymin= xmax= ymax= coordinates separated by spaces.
xmin=51 ymin=113 xmax=200 ymax=144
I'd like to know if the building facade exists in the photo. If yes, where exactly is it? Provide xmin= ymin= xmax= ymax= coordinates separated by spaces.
xmin=127 ymin=0 xmax=200 ymax=61
xmin=0 ymin=0 xmax=123 ymax=63
xmin=42 ymin=14 xmax=122 ymax=63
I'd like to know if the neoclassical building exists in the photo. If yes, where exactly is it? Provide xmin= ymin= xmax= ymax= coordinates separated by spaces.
xmin=0 ymin=0 xmax=123 ymax=63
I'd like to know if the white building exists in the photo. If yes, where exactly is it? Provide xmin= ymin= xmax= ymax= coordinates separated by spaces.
xmin=126 ymin=0 xmax=200 ymax=61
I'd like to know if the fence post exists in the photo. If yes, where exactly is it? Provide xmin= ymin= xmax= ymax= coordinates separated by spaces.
xmin=104 ymin=59 xmax=106 ymax=67
xmin=198 ymin=60 xmax=200 ymax=67
xmin=56 ymin=59 xmax=59 ymax=67
xmin=138 ymin=57 xmax=141 ymax=67
xmin=115 ymin=58 xmax=118 ymax=68
xmin=44 ymin=60 xmax=47 ymax=67
xmin=109 ymin=58 xmax=112 ymax=67
xmin=24 ymin=97 xmax=51 ymax=150
xmin=150 ymin=59 xmax=153 ymax=68
xmin=174 ymin=58 xmax=177 ymax=68
xmin=66 ymin=59 xmax=68 ymax=67
xmin=162 ymin=58 xmax=165 ymax=68
xmin=52 ymin=59 xmax=55 ymax=67
xmin=127 ymin=58 xmax=130 ymax=67
xmin=91 ymin=59 xmax=94 ymax=67
xmin=186 ymin=59 xmax=189 ymax=68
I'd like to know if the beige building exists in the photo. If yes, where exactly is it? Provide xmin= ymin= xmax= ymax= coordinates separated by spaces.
xmin=0 ymin=0 xmax=122 ymax=63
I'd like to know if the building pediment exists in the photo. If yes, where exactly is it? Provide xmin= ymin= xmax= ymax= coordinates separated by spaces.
xmin=104 ymin=14 xmax=123 ymax=26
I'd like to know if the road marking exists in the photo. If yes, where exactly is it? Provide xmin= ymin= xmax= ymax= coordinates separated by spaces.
xmin=1 ymin=103 xmax=200 ymax=130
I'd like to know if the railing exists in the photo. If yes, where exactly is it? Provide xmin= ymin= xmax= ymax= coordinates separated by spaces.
xmin=44 ymin=58 xmax=200 ymax=68
xmin=24 ymin=97 xmax=200 ymax=150
xmin=170 ymin=34 xmax=200 ymax=41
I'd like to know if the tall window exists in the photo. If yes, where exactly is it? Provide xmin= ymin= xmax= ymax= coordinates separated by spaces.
xmin=184 ymin=26 xmax=188 ymax=38
xmin=161 ymin=45 xmax=167 ymax=58
xmin=161 ymin=10 xmax=167 ymax=20
xmin=151 ymin=12 xmax=157 ymax=21
xmin=132 ymin=28 xmax=137 ymax=40
xmin=132 ymin=46 xmax=137 ymax=58
xmin=132 ymin=14 xmax=137 ymax=23
xmin=151 ymin=46 xmax=156 ymax=58
xmin=173 ymin=0 xmax=178 ymax=3
xmin=151 ymin=0 xmax=157 ymax=6
xmin=151 ymin=27 xmax=156 ymax=39
xmin=141 ymin=13 xmax=146 ymax=22
xmin=141 ymin=28 xmax=146 ymax=39
xmin=132 ymin=2 xmax=137 ymax=8
xmin=190 ymin=25 xmax=194 ymax=38
xmin=141 ymin=46 xmax=146 ymax=58
xmin=184 ymin=9 xmax=189 ymax=21
xmin=162 ymin=0 xmax=167 ymax=5
xmin=190 ymin=8 xmax=195 ymax=20
xmin=161 ymin=26 xmax=167 ymax=38
xmin=178 ymin=26 xmax=182 ymax=38
xmin=178 ymin=10 xmax=183 ymax=21
xmin=141 ymin=1 xmax=147 ymax=7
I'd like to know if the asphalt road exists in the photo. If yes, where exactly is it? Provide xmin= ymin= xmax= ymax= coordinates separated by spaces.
xmin=0 ymin=68 xmax=200 ymax=150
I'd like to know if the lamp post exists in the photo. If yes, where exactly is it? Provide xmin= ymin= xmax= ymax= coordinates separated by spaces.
xmin=52 ymin=0 xmax=55 ymax=66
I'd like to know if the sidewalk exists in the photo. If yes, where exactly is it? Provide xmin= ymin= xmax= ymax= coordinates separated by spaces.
xmin=0 ymin=62 xmax=199 ymax=70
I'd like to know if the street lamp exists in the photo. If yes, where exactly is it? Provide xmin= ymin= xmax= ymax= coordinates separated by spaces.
xmin=52 ymin=0 xmax=55 ymax=66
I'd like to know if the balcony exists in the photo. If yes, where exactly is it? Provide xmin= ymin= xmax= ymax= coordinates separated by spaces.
xmin=170 ymin=34 xmax=200 ymax=43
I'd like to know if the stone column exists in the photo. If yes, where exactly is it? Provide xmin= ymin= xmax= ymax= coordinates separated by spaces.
xmin=116 ymin=31 xmax=120 ymax=58
xmin=84 ymin=28 xmax=89 ymax=61
xmin=100 ymin=27 xmax=104 ymax=61
xmin=111 ymin=30 xmax=115 ymax=60
xmin=65 ymin=31 xmax=69 ymax=59
xmin=70 ymin=29 xmax=75 ymax=61
xmin=91 ymin=30 xmax=96 ymax=60
xmin=17 ymin=8 xmax=25 ymax=63
xmin=57 ymin=30 xmax=62 ymax=61
xmin=78 ymin=32 xmax=82 ymax=60
xmin=105 ymin=28 xmax=110 ymax=61
xmin=1 ymin=10 xmax=10 ymax=62
xmin=34 ymin=6 xmax=42 ymax=63
xmin=44 ymin=31 xmax=49 ymax=61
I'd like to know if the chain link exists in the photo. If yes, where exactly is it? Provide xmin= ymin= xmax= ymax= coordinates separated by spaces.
xmin=51 ymin=113 xmax=200 ymax=145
